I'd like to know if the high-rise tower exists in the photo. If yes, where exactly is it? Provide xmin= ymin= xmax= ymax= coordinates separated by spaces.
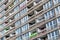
xmin=0 ymin=0 xmax=60 ymax=40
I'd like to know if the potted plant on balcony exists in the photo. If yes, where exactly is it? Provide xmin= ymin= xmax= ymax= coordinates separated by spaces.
xmin=4 ymin=27 xmax=10 ymax=31
xmin=30 ymin=32 xmax=37 ymax=38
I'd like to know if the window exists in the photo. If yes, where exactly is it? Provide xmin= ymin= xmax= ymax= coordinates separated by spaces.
xmin=58 ymin=17 xmax=60 ymax=22
xmin=47 ymin=33 xmax=51 ymax=40
xmin=1 ymin=37 xmax=4 ymax=40
xmin=50 ymin=21 xmax=53 ymax=29
xmin=43 ymin=0 xmax=53 ymax=10
xmin=43 ymin=4 xmax=46 ymax=10
xmin=0 ymin=4 xmax=5 ymax=9
xmin=48 ymin=11 xmax=50 ymax=19
xmin=15 ymin=20 xmax=21 ymax=34
xmin=25 ymin=33 xmax=29 ymax=39
xmin=21 ymin=8 xmax=27 ymax=16
xmin=21 ymin=16 xmax=28 ymax=23
xmin=14 ymin=6 xmax=19 ymax=12
xmin=19 ymin=0 xmax=25 ymax=3
xmin=52 ymin=32 xmax=54 ymax=37
xmin=25 ymin=24 xmax=28 ymax=30
xmin=48 ymin=0 xmax=53 ymax=8
xmin=48 ymin=9 xmax=55 ymax=18
xmin=0 ymin=0 xmax=2 ymax=2
xmin=58 ymin=6 xmax=60 ymax=13
xmin=46 ymin=22 xmax=51 ymax=30
xmin=57 ymin=17 xmax=60 ymax=26
xmin=55 ymin=7 xmax=59 ymax=15
xmin=46 ymin=23 xmax=49 ymax=30
xmin=16 ymin=29 xmax=19 ymax=34
xmin=44 ymin=9 xmax=55 ymax=20
xmin=45 ymin=3 xmax=48 ymax=9
xmin=22 ymin=26 xmax=25 ymax=32
xmin=0 ymin=10 xmax=5 ymax=16
xmin=53 ymin=0 xmax=58 ymax=5
xmin=24 ymin=8 xmax=27 ymax=14
xmin=22 ymin=24 xmax=29 ymax=32
xmin=14 ymin=0 xmax=19 ymax=5
xmin=46 ymin=19 xmax=57 ymax=30
xmin=47 ymin=30 xmax=59 ymax=40
xmin=55 ymin=30 xmax=59 ymax=36
xmin=44 ymin=13 xmax=48 ymax=20
xmin=19 ymin=28 xmax=22 ymax=34
xmin=53 ymin=20 xmax=57 ymax=28
xmin=43 ymin=3 xmax=48 ymax=10
xmin=58 ymin=0 xmax=60 ymax=2
xmin=19 ymin=37 xmax=22 ymax=40
xmin=50 ymin=9 xmax=54 ymax=18
xmin=0 ymin=17 xmax=4 ymax=22
xmin=44 ymin=12 xmax=50 ymax=20
xmin=15 ymin=21 xmax=20 ymax=27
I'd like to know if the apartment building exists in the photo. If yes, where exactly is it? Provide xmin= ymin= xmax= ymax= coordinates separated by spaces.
xmin=0 ymin=0 xmax=60 ymax=40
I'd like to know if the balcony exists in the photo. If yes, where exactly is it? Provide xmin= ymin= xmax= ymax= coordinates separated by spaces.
xmin=4 ymin=23 xmax=10 ymax=32
xmin=4 ymin=27 xmax=10 ymax=31
xmin=19 ymin=0 xmax=25 ymax=4
xmin=29 ymin=20 xmax=36 ymax=28
xmin=8 ymin=3 xmax=14 ymax=8
xmin=33 ymin=35 xmax=48 ymax=40
xmin=34 ymin=0 xmax=41 ymax=3
xmin=5 ymin=34 xmax=10 ymax=38
xmin=27 ymin=0 xmax=32 ymax=3
xmin=30 ymin=32 xmax=37 ymax=38
xmin=4 ymin=0 xmax=8 ymax=5
xmin=40 ymin=34 xmax=47 ymax=40
xmin=5 ymin=27 xmax=16 ymax=40
xmin=10 ymin=32 xmax=16 ymax=37
xmin=5 ymin=6 xmax=8 ymax=11
xmin=4 ymin=21 xmax=8 ymax=25
xmin=36 ymin=15 xmax=45 ymax=23
xmin=10 ymin=24 xmax=15 ymax=28
xmin=35 ymin=5 xmax=43 ymax=12
xmin=30 ymin=30 xmax=38 ymax=38
xmin=9 ymin=16 xmax=14 ymax=20
xmin=28 ymin=11 xmax=35 ymax=18
xmin=33 ymin=0 xmax=42 ymax=6
xmin=27 ymin=2 xmax=33 ymax=11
